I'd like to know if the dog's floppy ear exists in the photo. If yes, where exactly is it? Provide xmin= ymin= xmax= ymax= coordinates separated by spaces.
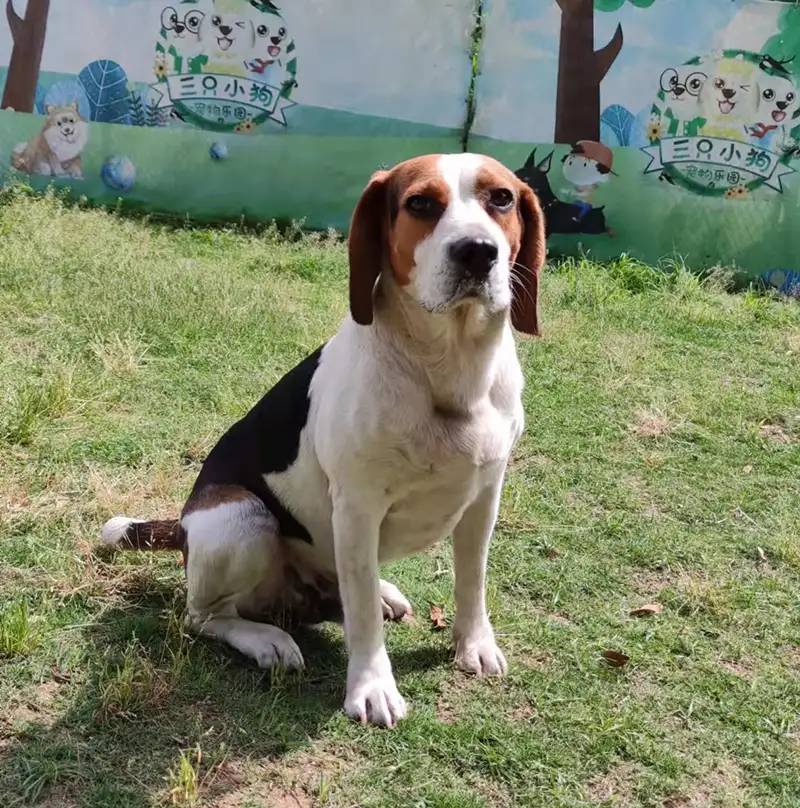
xmin=348 ymin=169 xmax=390 ymax=326
xmin=511 ymin=182 xmax=546 ymax=337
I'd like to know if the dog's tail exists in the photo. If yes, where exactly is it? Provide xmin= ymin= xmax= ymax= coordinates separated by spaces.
xmin=102 ymin=516 xmax=184 ymax=552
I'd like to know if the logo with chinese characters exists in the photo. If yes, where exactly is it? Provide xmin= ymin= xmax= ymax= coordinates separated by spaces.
xmin=151 ymin=0 xmax=297 ymax=133
xmin=643 ymin=49 xmax=799 ymax=198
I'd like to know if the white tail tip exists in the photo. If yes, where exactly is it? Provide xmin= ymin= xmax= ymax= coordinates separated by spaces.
xmin=102 ymin=516 xmax=141 ymax=545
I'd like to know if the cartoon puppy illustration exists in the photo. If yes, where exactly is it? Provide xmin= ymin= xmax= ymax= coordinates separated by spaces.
xmin=699 ymin=56 xmax=759 ymax=142
xmin=750 ymin=71 xmax=798 ymax=149
xmin=659 ymin=66 xmax=707 ymax=137
xmin=160 ymin=5 xmax=205 ymax=63
xmin=198 ymin=0 xmax=255 ymax=76
xmin=161 ymin=6 xmax=205 ymax=44
xmin=560 ymin=140 xmax=616 ymax=224
xmin=247 ymin=16 xmax=289 ymax=76
xmin=11 ymin=102 xmax=89 ymax=179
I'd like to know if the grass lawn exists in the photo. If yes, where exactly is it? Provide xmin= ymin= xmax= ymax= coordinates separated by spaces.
xmin=0 ymin=187 xmax=799 ymax=808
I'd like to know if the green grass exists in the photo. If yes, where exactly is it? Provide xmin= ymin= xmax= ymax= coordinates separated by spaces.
xmin=0 ymin=186 xmax=799 ymax=808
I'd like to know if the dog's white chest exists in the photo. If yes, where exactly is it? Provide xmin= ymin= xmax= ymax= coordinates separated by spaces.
xmin=374 ymin=403 xmax=519 ymax=561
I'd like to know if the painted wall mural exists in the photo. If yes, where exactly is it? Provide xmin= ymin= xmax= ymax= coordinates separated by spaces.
xmin=473 ymin=0 xmax=800 ymax=292
xmin=1 ymin=0 xmax=800 ymax=293
xmin=0 ymin=0 xmax=474 ymax=227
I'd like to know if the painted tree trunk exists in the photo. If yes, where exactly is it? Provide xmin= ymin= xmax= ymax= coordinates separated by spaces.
xmin=554 ymin=0 xmax=623 ymax=144
xmin=2 ymin=0 xmax=51 ymax=113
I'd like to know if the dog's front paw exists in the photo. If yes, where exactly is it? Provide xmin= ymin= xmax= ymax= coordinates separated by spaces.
xmin=345 ymin=660 xmax=406 ymax=728
xmin=454 ymin=624 xmax=507 ymax=678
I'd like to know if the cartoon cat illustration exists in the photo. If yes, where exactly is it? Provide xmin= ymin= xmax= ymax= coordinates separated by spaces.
xmin=11 ymin=103 xmax=89 ymax=179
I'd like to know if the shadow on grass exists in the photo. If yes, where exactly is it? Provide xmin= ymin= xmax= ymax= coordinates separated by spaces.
xmin=0 ymin=565 xmax=452 ymax=807
xmin=0 ymin=570 xmax=339 ymax=806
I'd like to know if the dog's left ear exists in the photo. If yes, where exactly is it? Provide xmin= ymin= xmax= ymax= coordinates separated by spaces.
xmin=348 ymin=169 xmax=390 ymax=326
xmin=511 ymin=182 xmax=546 ymax=337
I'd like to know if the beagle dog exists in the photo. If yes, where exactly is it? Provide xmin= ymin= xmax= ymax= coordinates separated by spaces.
xmin=101 ymin=152 xmax=545 ymax=728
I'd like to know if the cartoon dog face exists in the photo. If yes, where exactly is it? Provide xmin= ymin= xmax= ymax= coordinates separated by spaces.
xmin=198 ymin=5 xmax=255 ymax=59
xmin=758 ymin=73 xmax=798 ymax=125
xmin=254 ymin=16 xmax=289 ymax=62
xmin=659 ymin=66 xmax=707 ymax=112
xmin=700 ymin=58 xmax=759 ymax=123
xmin=43 ymin=102 xmax=87 ymax=147
xmin=160 ymin=6 xmax=204 ymax=44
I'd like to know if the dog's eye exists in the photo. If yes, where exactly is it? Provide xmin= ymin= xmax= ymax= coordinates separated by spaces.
xmin=185 ymin=12 xmax=203 ymax=32
xmin=405 ymin=195 xmax=439 ymax=216
xmin=278 ymin=27 xmax=287 ymax=37
xmin=257 ymin=24 xmax=268 ymax=36
xmin=764 ymin=88 xmax=775 ymax=101
xmin=488 ymin=188 xmax=514 ymax=211
xmin=161 ymin=7 xmax=178 ymax=30
xmin=714 ymin=78 xmax=725 ymax=89
xmin=211 ymin=14 xmax=221 ymax=26
xmin=788 ymin=92 xmax=796 ymax=103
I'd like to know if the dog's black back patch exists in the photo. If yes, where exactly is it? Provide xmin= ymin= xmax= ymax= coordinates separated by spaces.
xmin=188 ymin=344 xmax=325 ymax=542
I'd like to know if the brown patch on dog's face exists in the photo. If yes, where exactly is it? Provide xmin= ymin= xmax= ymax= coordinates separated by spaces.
xmin=473 ymin=161 xmax=525 ymax=261
xmin=474 ymin=156 xmax=545 ymax=336
xmin=384 ymin=156 xmax=450 ymax=286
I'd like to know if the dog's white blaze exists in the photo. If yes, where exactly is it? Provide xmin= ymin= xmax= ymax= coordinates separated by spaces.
xmin=412 ymin=153 xmax=512 ymax=312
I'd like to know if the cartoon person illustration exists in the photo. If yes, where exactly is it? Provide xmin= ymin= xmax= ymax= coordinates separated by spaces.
xmin=659 ymin=66 xmax=707 ymax=137
xmin=699 ymin=55 xmax=759 ymax=142
xmin=750 ymin=55 xmax=798 ymax=151
xmin=560 ymin=141 xmax=616 ymax=224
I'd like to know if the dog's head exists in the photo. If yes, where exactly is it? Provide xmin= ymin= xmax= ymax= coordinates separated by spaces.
xmin=758 ymin=72 xmax=798 ymax=124
xmin=160 ymin=6 xmax=204 ymax=43
xmin=659 ymin=66 xmax=706 ymax=109
xmin=43 ymin=102 xmax=86 ymax=144
xmin=347 ymin=153 xmax=545 ymax=336
xmin=254 ymin=14 xmax=289 ymax=61
xmin=700 ymin=58 xmax=758 ymax=121
xmin=199 ymin=3 xmax=255 ymax=56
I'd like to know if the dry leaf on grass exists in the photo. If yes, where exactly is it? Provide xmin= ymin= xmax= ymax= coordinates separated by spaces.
xmin=601 ymin=650 xmax=630 ymax=668
xmin=429 ymin=605 xmax=448 ymax=630
xmin=545 ymin=548 xmax=561 ymax=560
xmin=629 ymin=604 xmax=663 ymax=618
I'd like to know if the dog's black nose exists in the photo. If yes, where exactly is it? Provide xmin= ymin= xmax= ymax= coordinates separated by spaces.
xmin=270 ymin=36 xmax=281 ymax=45
xmin=219 ymin=24 xmax=232 ymax=35
xmin=722 ymin=88 xmax=736 ymax=100
xmin=449 ymin=237 xmax=499 ymax=277
xmin=174 ymin=22 xmax=185 ymax=33
xmin=778 ymin=100 xmax=789 ymax=110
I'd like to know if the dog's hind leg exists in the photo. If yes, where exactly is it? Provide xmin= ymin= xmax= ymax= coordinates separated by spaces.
xmin=182 ymin=490 xmax=304 ymax=670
